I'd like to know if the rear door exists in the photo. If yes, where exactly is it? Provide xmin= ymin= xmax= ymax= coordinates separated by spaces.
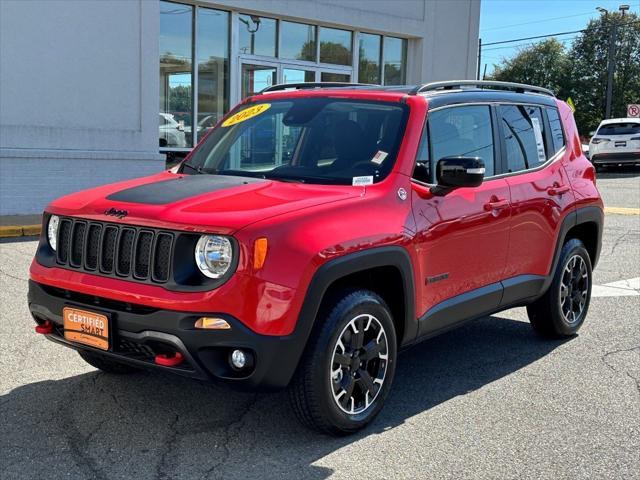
xmin=498 ymin=104 xmax=574 ymax=304
xmin=411 ymin=104 xmax=511 ymax=336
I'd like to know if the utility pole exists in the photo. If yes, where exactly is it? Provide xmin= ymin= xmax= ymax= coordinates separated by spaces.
xmin=598 ymin=5 xmax=630 ymax=119
xmin=477 ymin=38 xmax=482 ymax=80
xmin=605 ymin=15 xmax=617 ymax=119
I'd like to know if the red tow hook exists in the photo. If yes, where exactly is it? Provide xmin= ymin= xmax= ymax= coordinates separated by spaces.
xmin=154 ymin=351 xmax=184 ymax=367
xmin=35 ymin=321 xmax=54 ymax=335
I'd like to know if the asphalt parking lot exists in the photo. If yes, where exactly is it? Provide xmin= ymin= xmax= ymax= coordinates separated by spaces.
xmin=1 ymin=170 xmax=638 ymax=480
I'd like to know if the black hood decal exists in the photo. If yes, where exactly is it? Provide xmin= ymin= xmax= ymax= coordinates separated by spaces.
xmin=106 ymin=175 xmax=266 ymax=205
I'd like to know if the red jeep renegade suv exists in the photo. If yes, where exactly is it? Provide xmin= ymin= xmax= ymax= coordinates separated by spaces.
xmin=29 ymin=81 xmax=603 ymax=435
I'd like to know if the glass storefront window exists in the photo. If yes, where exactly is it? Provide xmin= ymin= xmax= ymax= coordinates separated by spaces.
xmin=383 ymin=36 xmax=407 ymax=86
xmin=197 ymin=7 xmax=229 ymax=142
xmin=161 ymin=2 xmax=409 ymax=152
xmin=283 ymin=68 xmax=315 ymax=84
xmin=319 ymin=27 xmax=352 ymax=66
xmin=160 ymin=1 xmax=193 ymax=148
xmin=280 ymin=21 xmax=316 ymax=62
xmin=241 ymin=64 xmax=277 ymax=98
xmin=239 ymin=14 xmax=277 ymax=57
xmin=358 ymin=33 xmax=381 ymax=84
xmin=321 ymin=72 xmax=350 ymax=82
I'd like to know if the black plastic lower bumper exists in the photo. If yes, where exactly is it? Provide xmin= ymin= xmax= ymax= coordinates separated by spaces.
xmin=27 ymin=280 xmax=303 ymax=390
xmin=591 ymin=151 xmax=640 ymax=164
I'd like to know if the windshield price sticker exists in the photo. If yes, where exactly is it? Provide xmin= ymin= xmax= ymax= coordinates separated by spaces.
xmin=352 ymin=176 xmax=374 ymax=186
xmin=222 ymin=104 xmax=271 ymax=127
xmin=371 ymin=150 xmax=388 ymax=165
xmin=531 ymin=117 xmax=546 ymax=163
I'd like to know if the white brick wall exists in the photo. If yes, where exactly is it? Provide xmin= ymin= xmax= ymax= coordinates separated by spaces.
xmin=0 ymin=151 xmax=164 ymax=215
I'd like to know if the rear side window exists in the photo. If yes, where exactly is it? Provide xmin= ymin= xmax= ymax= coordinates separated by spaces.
xmin=427 ymin=105 xmax=495 ymax=177
xmin=546 ymin=107 xmax=565 ymax=153
xmin=597 ymin=123 xmax=640 ymax=135
xmin=500 ymin=105 xmax=547 ymax=173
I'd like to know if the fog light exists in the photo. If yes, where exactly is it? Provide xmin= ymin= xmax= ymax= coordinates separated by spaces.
xmin=230 ymin=349 xmax=247 ymax=369
xmin=194 ymin=317 xmax=231 ymax=330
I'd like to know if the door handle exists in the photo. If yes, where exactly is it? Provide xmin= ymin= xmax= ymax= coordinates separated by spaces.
xmin=483 ymin=198 xmax=509 ymax=211
xmin=547 ymin=184 xmax=570 ymax=196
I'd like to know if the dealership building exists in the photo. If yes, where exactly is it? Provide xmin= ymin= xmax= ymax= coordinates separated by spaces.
xmin=0 ymin=0 xmax=480 ymax=215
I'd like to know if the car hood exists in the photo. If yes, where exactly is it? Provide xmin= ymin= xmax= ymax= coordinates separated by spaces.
xmin=47 ymin=172 xmax=361 ymax=234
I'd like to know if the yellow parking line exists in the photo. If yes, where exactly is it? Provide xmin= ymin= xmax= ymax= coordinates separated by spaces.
xmin=0 ymin=225 xmax=41 ymax=238
xmin=605 ymin=207 xmax=640 ymax=216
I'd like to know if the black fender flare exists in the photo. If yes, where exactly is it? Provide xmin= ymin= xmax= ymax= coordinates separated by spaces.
xmin=289 ymin=245 xmax=417 ymax=363
xmin=541 ymin=205 xmax=604 ymax=294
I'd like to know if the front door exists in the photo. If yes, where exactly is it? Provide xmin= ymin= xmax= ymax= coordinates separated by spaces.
xmin=241 ymin=62 xmax=278 ymax=98
xmin=411 ymin=104 xmax=511 ymax=337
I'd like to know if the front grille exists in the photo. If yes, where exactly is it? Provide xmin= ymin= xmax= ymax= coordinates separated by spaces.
xmin=56 ymin=218 xmax=174 ymax=284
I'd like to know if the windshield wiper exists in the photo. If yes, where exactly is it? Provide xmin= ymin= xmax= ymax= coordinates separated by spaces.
xmin=264 ymin=173 xmax=345 ymax=185
xmin=180 ymin=162 xmax=204 ymax=174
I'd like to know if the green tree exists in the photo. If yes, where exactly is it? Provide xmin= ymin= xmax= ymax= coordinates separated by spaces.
xmin=489 ymin=13 xmax=640 ymax=134
xmin=570 ymin=12 xmax=640 ymax=133
xmin=491 ymin=38 xmax=571 ymax=99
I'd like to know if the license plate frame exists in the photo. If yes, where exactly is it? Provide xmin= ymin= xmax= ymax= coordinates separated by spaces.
xmin=63 ymin=306 xmax=111 ymax=351
xmin=615 ymin=141 xmax=627 ymax=147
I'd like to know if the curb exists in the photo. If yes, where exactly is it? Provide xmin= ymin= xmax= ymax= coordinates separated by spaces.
xmin=0 ymin=225 xmax=41 ymax=238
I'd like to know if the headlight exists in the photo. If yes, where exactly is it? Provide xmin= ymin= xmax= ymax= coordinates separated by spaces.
xmin=47 ymin=215 xmax=59 ymax=251
xmin=194 ymin=235 xmax=233 ymax=279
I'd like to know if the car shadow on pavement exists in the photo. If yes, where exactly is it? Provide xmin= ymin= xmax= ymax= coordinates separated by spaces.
xmin=0 ymin=315 xmax=568 ymax=480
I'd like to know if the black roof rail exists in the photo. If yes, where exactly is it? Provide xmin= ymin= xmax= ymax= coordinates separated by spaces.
xmin=260 ymin=82 xmax=377 ymax=94
xmin=409 ymin=80 xmax=555 ymax=97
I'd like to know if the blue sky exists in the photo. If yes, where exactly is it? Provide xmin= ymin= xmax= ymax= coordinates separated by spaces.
xmin=479 ymin=0 xmax=640 ymax=74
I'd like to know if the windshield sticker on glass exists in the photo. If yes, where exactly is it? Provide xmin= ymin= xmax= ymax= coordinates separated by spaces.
xmin=531 ymin=117 xmax=546 ymax=163
xmin=222 ymin=104 xmax=271 ymax=127
xmin=352 ymin=176 xmax=374 ymax=186
xmin=371 ymin=151 xmax=388 ymax=165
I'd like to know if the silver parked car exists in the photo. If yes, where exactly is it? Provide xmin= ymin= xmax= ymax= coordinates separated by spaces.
xmin=159 ymin=113 xmax=187 ymax=148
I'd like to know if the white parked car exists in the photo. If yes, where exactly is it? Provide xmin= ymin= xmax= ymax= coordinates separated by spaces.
xmin=589 ymin=118 xmax=640 ymax=169
xmin=159 ymin=113 xmax=187 ymax=148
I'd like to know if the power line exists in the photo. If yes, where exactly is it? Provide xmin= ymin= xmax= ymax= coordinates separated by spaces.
xmin=483 ymin=29 xmax=586 ymax=46
xmin=482 ymin=18 xmax=640 ymax=47
xmin=480 ymin=11 xmax=596 ymax=32
xmin=482 ymin=36 xmax=579 ymax=52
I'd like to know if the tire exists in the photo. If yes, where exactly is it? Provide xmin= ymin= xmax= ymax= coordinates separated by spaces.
xmin=78 ymin=350 xmax=141 ymax=374
xmin=527 ymin=238 xmax=592 ymax=338
xmin=288 ymin=289 xmax=397 ymax=435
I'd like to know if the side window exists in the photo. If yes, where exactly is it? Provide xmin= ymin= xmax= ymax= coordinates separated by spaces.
xmin=500 ymin=105 xmax=546 ymax=173
xmin=427 ymin=105 xmax=495 ymax=177
xmin=546 ymin=107 xmax=565 ymax=154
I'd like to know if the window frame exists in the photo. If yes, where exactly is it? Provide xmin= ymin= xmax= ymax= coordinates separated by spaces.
xmin=411 ymin=102 xmax=501 ymax=186
xmin=545 ymin=106 xmax=566 ymax=155
xmin=411 ymin=100 xmax=568 ymax=186
xmin=494 ymin=102 xmax=566 ymax=178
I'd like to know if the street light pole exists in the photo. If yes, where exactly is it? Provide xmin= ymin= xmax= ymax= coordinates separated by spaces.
xmin=598 ymin=5 xmax=630 ymax=119
xmin=477 ymin=38 xmax=482 ymax=80
xmin=604 ymin=14 xmax=616 ymax=119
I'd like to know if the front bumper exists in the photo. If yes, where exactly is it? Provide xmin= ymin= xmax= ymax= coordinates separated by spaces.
xmin=28 ymin=280 xmax=304 ymax=390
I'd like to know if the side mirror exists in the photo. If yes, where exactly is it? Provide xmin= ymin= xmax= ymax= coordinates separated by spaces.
xmin=436 ymin=156 xmax=485 ymax=189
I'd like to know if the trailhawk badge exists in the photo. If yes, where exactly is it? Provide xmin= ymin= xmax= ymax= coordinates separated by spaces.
xmin=104 ymin=207 xmax=128 ymax=219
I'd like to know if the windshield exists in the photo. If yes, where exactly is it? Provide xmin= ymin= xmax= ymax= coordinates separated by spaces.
xmin=597 ymin=123 xmax=640 ymax=136
xmin=182 ymin=98 xmax=409 ymax=185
